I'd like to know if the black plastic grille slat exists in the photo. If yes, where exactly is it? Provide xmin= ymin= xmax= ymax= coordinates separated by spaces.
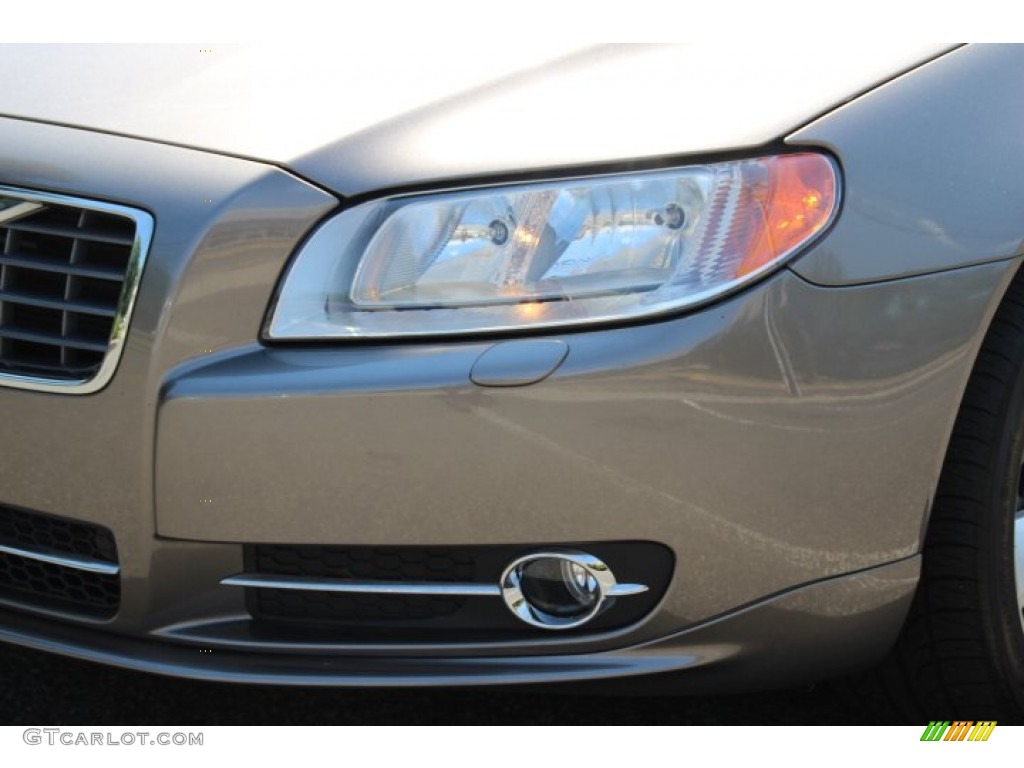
xmin=4 ymin=220 xmax=134 ymax=246
xmin=0 ymin=202 xmax=134 ymax=381
xmin=0 ymin=254 xmax=125 ymax=281
xmin=0 ymin=505 xmax=120 ymax=619
xmin=0 ymin=289 xmax=116 ymax=317
xmin=0 ymin=325 xmax=109 ymax=352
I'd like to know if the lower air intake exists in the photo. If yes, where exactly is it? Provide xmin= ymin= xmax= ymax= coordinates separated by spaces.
xmin=0 ymin=504 xmax=120 ymax=619
xmin=242 ymin=542 xmax=673 ymax=642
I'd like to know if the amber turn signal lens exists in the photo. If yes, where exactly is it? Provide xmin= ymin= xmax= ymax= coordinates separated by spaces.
xmin=736 ymin=153 xmax=837 ymax=277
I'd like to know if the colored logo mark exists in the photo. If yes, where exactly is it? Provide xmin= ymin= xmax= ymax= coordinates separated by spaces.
xmin=920 ymin=721 xmax=996 ymax=741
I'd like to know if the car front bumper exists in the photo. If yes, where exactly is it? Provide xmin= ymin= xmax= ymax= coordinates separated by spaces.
xmin=0 ymin=557 xmax=918 ymax=689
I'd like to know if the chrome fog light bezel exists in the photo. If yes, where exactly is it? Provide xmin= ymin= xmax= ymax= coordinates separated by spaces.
xmin=500 ymin=551 xmax=628 ymax=630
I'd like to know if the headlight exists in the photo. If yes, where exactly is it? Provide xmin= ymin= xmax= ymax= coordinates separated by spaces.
xmin=268 ymin=153 xmax=838 ymax=339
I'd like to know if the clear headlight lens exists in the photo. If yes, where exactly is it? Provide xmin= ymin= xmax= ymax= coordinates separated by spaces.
xmin=268 ymin=153 xmax=837 ymax=339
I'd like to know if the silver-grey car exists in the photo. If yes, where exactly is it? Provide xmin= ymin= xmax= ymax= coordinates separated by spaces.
xmin=0 ymin=43 xmax=1021 ymax=721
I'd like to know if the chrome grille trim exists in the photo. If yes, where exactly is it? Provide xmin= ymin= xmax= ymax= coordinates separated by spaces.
xmin=0 ymin=541 xmax=120 ymax=575
xmin=0 ymin=185 xmax=154 ymax=394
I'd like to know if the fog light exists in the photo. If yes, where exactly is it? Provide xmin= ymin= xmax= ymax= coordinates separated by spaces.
xmin=500 ymin=551 xmax=645 ymax=630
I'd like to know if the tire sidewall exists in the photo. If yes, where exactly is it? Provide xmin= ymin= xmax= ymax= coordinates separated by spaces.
xmin=984 ymin=340 xmax=1024 ymax=713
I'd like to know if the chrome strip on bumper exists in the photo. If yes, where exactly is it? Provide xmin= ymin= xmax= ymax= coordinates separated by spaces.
xmin=0 ymin=541 xmax=120 ymax=575
xmin=220 ymin=573 xmax=648 ymax=598
xmin=221 ymin=574 xmax=502 ymax=596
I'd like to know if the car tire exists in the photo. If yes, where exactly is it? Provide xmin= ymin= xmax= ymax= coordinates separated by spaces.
xmin=854 ymin=272 xmax=1024 ymax=723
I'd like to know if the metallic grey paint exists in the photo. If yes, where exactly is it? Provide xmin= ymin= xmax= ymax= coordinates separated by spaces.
xmin=0 ymin=43 xmax=1019 ymax=688
xmin=789 ymin=44 xmax=1024 ymax=285
xmin=0 ymin=44 xmax=945 ymax=195
xmin=0 ymin=116 xmax=336 ymax=633
xmin=154 ymin=261 xmax=1017 ymax=639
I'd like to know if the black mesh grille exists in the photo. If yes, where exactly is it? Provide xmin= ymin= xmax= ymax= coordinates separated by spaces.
xmin=0 ymin=505 xmax=120 ymax=619
xmin=256 ymin=590 xmax=466 ymax=623
xmin=0 ymin=505 xmax=117 ymax=563
xmin=0 ymin=551 xmax=119 ymax=615
xmin=249 ymin=545 xmax=475 ymax=623
xmin=251 ymin=545 xmax=476 ymax=582
xmin=0 ymin=201 xmax=136 ymax=381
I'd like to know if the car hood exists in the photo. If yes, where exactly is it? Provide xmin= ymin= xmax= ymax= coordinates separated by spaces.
xmin=2 ymin=44 xmax=948 ymax=197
